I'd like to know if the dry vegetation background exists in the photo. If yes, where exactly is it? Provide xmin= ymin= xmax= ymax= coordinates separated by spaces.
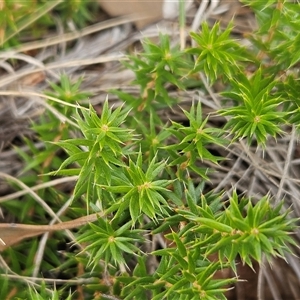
xmin=0 ymin=1 xmax=300 ymax=299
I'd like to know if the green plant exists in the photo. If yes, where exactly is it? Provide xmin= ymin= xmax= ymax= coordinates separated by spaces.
xmin=28 ymin=283 xmax=73 ymax=300
xmin=113 ymin=33 xmax=191 ymax=112
xmin=219 ymin=68 xmax=285 ymax=145
xmin=0 ymin=74 xmax=93 ymax=299
xmin=187 ymin=21 xmax=251 ymax=83
xmin=1 ymin=0 xmax=300 ymax=299
xmin=0 ymin=0 xmax=96 ymax=48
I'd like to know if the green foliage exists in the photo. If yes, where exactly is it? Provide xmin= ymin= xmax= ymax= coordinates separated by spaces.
xmin=1 ymin=1 xmax=300 ymax=299
xmin=46 ymin=74 xmax=92 ymax=106
xmin=100 ymin=151 xmax=179 ymax=223
xmin=54 ymin=0 xmax=97 ymax=28
xmin=77 ymin=218 xmax=144 ymax=269
xmin=113 ymin=33 xmax=191 ymax=111
xmin=16 ymin=74 xmax=92 ymax=175
xmin=219 ymin=68 xmax=285 ymax=145
xmin=0 ymin=74 xmax=93 ymax=297
xmin=0 ymin=0 xmax=96 ymax=48
xmin=122 ymin=255 xmax=233 ymax=300
xmin=165 ymin=101 xmax=227 ymax=179
xmin=119 ymin=188 xmax=296 ymax=299
xmin=187 ymin=21 xmax=251 ymax=83
xmin=178 ymin=191 xmax=297 ymax=271
xmin=27 ymin=284 xmax=72 ymax=300
xmin=50 ymin=100 xmax=133 ymax=204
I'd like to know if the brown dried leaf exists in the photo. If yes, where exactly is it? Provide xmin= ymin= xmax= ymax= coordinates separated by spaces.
xmin=0 ymin=213 xmax=100 ymax=252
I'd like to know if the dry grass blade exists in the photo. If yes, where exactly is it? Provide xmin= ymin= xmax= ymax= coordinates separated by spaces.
xmin=0 ymin=54 xmax=126 ymax=88
xmin=0 ymin=176 xmax=78 ymax=203
xmin=7 ymin=15 xmax=141 ymax=54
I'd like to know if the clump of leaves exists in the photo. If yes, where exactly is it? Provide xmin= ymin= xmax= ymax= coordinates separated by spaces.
xmin=0 ymin=0 xmax=96 ymax=48
xmin=219 ymin=68 xmax=285 ymax=145
xmin=165 ymin=101 xmax=228 ymax=180
xmin=77 ymin=218 xmax=144 ymax=270
xmin=113 ymin=33 xmax=191 ymax=112
xmin=187 ymin=21 xmax=251 ymax=83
